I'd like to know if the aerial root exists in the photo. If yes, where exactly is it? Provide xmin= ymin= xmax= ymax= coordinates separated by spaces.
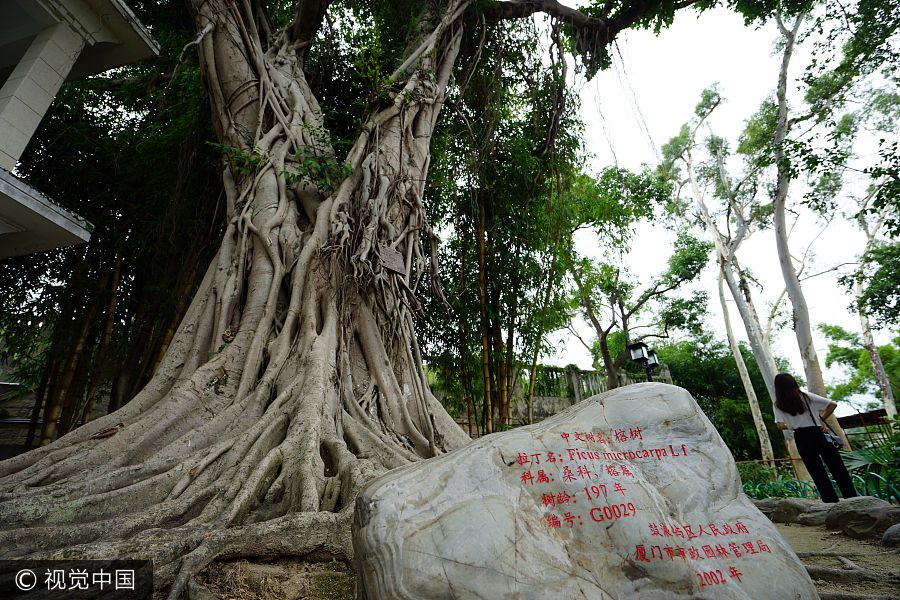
xmin=0 ymin=465 xmax=181 ymax=528
xmin=341 ymin=408 xmax=416 ymax=469
xmin=1 ymin=450 xmax=181 ymax=510
xmin=197 ymin=411 xmax=290 ymax=524
xmin=319 ymin=434 xmax=379 ymax=513
xmin=2 ymin=508 xmax=353 ymax=598
xmin=167 ymin=440 xmax=234 ymax=501
xmin=221 ymin=442 xmax=284 ymax=526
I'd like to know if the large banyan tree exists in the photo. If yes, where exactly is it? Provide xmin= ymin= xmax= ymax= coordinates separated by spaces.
xmin=0 ymin=0 xmax=800 ymax=596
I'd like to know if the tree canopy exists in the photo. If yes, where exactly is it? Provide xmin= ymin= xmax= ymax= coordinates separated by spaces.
xmin=821 ymin=324 xmax=900 ymax=405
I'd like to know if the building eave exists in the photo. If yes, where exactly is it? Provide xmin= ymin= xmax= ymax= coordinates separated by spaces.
xmin=62 ymin=0 xmax=161 ymax=79
xmin=0 ymin=167 xmax=92 ymax=259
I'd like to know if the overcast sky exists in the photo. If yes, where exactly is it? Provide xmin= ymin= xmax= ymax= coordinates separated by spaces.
xmin=545 ymin=6 xmax=891 ymax=415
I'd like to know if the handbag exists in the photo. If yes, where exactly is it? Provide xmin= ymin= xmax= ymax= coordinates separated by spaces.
xmin=802 ymin=393 xmax=845 ymax=449
xmin=823 ymin=432 xmax=845 ymax=449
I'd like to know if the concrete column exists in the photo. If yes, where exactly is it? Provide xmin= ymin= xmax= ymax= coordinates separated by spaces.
xmin=0 ymin=22 xmax=85 ymax=170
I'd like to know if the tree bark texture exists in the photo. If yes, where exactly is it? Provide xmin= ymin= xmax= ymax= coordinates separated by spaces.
xmin=854 ymin=213 xmax=896 ymax=418
xmin=685 ymin=147 xmax=804 ymax=478
xmin=718 ymin=269 xmax=776 ymax=468
xmin=771 ymin=14 xmax=849 ymax=447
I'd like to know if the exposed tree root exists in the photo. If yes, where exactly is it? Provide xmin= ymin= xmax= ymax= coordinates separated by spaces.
xmin=798 ymin=550 xmax=900 ymax=558
xmin=804 ymin=561 xmax=900 ymax=584
xmin=819 ymin=594 xmax=900 ymax=600
xmin=167 ymin=511 xmax=354 ymax=600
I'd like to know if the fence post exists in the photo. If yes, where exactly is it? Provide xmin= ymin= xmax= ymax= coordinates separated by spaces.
xmin=567 ymin=369 xmax=582 ymax=404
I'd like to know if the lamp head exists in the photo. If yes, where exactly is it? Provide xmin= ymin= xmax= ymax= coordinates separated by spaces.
xmin=627 ymin=341 xmax=649 ymax=363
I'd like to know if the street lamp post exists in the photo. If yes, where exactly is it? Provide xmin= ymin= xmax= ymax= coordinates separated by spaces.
xmin=646 ymin=349 xmax=660 ymax=382
xmin=627 ymin=341 xmax=660 ymax=383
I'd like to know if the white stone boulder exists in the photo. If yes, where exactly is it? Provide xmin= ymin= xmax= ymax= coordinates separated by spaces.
xmin=353 ymin=383 xmax=817 ymax=599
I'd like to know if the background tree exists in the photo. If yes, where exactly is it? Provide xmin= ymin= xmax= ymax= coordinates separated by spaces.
xmin=833 ymin=87 xmax=900 ymax=416
xmin=718 ymin=269 xmax=778 ymax=468
xmin=751 ymin=2 xmax=898 ymax=401
xmin=654 ymin=334 xmax=788 ymax=461
xmin=848 ymin=206 xmax=897 ymax=416
xmin=853 ymin=242 xmax=900 ymax=328
xmin=661 ymin=88 xmax=783 ymax=469
xmin=570 ymin=225 xmax=711 ymax=389
xmin=662 ymin=88 xmax=781 ymax=397
xmin=421 ymin=18 xmax=580 ymax=434
xmin=820 ymin=324 xmax=899 ymax=408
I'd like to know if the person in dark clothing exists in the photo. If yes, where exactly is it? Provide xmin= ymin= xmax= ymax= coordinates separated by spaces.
xmin=772 ymin=373 xmax=857 ymax=503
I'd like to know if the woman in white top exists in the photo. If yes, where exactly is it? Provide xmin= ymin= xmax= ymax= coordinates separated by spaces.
xmin=773 ymin=373 xmax=857 ymax=502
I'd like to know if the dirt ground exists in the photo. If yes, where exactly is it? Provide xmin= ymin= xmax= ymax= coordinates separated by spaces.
xmin=775 ymin=523 xmax=900 ymax=599
xmin=198 ymin=559 xmax=355 ymax=600
xmin=197 ymin=524 xmax=899 ymax=599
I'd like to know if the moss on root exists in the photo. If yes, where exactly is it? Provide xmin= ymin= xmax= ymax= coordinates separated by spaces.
xmin=308 ymin=560 xmax=354 ymax=600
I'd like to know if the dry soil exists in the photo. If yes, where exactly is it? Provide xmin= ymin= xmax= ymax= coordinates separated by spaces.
xmin=775 ymin=522 xmax=900 ymax=599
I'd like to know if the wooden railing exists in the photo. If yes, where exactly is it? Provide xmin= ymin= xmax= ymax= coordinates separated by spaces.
xmin=511 ymin=365 xmax=673 ymax=423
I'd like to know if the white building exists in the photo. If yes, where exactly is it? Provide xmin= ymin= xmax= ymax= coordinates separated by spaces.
xmin=0 ymin=0 xmax=158 ymax=258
